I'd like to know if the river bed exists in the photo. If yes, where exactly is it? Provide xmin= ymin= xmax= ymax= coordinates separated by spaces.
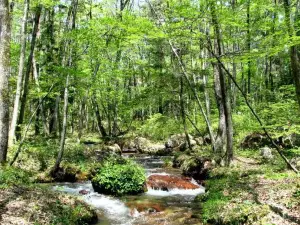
xmin=52 ymin=155 xmax=205 ymax=225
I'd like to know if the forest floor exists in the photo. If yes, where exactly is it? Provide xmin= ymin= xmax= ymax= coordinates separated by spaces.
xmin=193 ymin=150 xmax=300 ymax=225
xmin=0 ymin=185 xmax=97 ymax=225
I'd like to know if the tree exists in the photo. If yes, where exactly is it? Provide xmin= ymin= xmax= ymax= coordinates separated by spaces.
xmin=9 ymin=0 xmax=29 ymax=146
xmin=0 ymin=0 xmax=10 ymax=163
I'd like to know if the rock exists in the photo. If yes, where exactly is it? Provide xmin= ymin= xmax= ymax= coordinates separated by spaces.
xmin=290 ymin=157 xmax=300 ymax=170
xmin=134 ymin=137 xmax=152 ymax=151
xmin=147 ymin=174 xmax=199 ymax=191
xmin=182 ymin=157 xmax=212 ymax=181
xmin=121 ymin=139 xmax=136 ymax=150
xmin=241 ymin=132 xmax=269 ymax=149
xmin=190 ymin=139 xmax=197 ymax=147
xmin=148 ymin=144 xmax=165 ymax=153
xmin=134 ymin=137 xmax=167 ymax=154
xmin=103 ymin=143 xmax=121 ymax=153
xmin=79 ymin=190 xmax=90 ymax=195
xmin=76 ymin=171 xmax=90 ymax=181
xmin=50 ymin=166 xmax=79 ymax=182
xmin=203 ymin=134 xmax=211 ymax=145
xmin=165 ymin=134 xmax=195 ymax=151
xmin=95 ymin=144 xmax=122 ymax=161
xmin=194 ymin=137 xmax=204 ymax=146
xmin=260 ymin=147 xmax=273 ymax=160
xmin=282 ymin=133 xmax=300 ymax=148
xmin=127 ymin=201 xmax=165 ymax=214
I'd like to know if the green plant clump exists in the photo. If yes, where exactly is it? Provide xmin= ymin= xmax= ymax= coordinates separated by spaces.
xmin=0 ymin=166 xmax=31 ymax=188
xmin=92 ymin=158 xmax=146 ymax=196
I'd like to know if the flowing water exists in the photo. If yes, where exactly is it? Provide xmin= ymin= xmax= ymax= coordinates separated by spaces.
xmin=52 ymin=155 xmax=205 ymax=225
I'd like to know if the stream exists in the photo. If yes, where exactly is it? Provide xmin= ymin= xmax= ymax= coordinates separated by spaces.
xmin=52 ymin=155 xmax=205 ymax=225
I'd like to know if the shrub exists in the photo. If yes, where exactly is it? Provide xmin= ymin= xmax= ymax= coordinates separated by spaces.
xmin=0 ymin=166 xmax=31 ymax=188
xmin=91 ymin=158 xmax=146 ymax=196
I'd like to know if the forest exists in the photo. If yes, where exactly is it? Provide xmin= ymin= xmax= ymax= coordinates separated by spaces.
xmin=0 ymin=0 xmax=300 ymax=224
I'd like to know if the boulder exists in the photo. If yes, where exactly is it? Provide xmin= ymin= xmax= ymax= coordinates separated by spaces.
xmin=282 ymin=133 xmax=300 ymax=148
xmin=134 ymin=137 xmax=167 ymax=154
xmin=79 ymin=190 xmax=90 ymax=195
xmin=147 ymin=144 xmax=166 ymax=154
xmin=165 ymin=134 xmax=196 ymax=151
xmin=50 ymin=166 xmax=79 ymax=182
xmin=103 ymin=143 xmax=121 ymax=153
xmin=147 ymin=174 xmax=199 ymax=191
xmin=260 ymin=147 xmax=273 ymax=160
xmin=134 ymin=137 xmax=152 ymax=151
xmin=95 ymin=144 xmax=121 ymax=162
xmin=122 ymin=139 xmax=136 ymax=150
xmin=240 ymin=132 xmax=269 ymax=149
xmin=182 ymin=157 xmax=212 ymax=181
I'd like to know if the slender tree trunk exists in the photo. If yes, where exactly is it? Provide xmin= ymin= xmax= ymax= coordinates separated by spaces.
xmin=32 ymin=55 xmax=49 ymax=135
xmin=9 ymin=0 xmax=29 ymax=146
xmin=247 ymin=0 xmax=251 ymax=94
xmin=78 ymin=99 xmax=85 ymax=141
xmin=52 ymin=75 xmax=69 ymax=173
xmin=179 ymin=77 xmax=192 ymax=150
xmin=92 ymin=63 xmax=108 ymax=138
xmin=52 ymin=0 xmax=78 ymax=173
xmin=16 ymin=5 xmax=41 ymax=140
xmin=0 ymin=0 xmax=10 ymax=163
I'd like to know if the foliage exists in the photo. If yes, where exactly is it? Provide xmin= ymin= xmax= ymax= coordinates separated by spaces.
xmin=92 ymin=158 xmax=146 ymax=196
xmin=138 ymin=113 xmax=182 ymax=141
xmin=49 ymin=200 xmax=97 ymax=225
xmin=0 ymin=166 xmax=31 ymax=188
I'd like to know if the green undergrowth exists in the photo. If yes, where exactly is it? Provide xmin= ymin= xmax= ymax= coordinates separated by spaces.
xmin=7 ymin=135 xmax=101 ymax=182
xmin=192 ymin=149 xmax=299 ymax=225
xmin=92 ymin=157 xmax=146 ymax=196
xmin=0 ymin=165 xmax=32 ymax=188
xmin=193 ymin=166 xmax=269 ymax=224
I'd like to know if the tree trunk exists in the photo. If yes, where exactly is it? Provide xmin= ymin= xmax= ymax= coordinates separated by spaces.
xmin=52 ymin=75 xmax=69 ymax=173
xmin=32 ymin=55 xmax=49 ymax=135
xmin=9 ymin=0 xmax=29 ymax=146
xmin=91 ymin=63 xmax=108 ymax=138
xmin=16 ymin=5 xmax=41 ymax=140
xmin=247 ymin=0 xmax=251 ymax=94
xmin=0 ymin=0 xmax=10 ymax=163
xmin=52 ymin=0 xmax=78 ymax=173
xmin=78 ymin=99 xmax=85 ymax=142
xmin=179 ymin=77 xmax=192 ymax=150
xmin=210 ymin=1 xmax=234 ymax=165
